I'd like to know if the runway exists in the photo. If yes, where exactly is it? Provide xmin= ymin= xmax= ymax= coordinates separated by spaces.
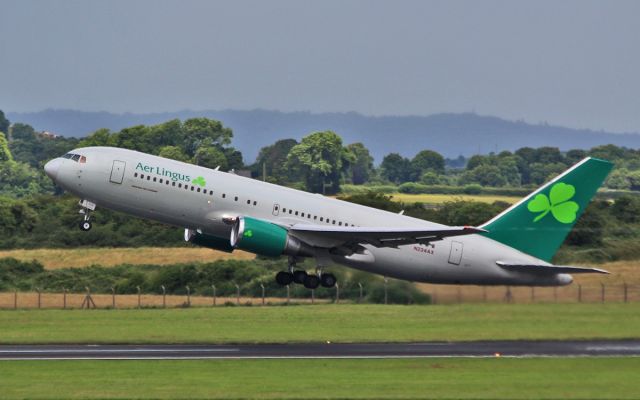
xmin=1 ymin=340 xmax=640 ymax=360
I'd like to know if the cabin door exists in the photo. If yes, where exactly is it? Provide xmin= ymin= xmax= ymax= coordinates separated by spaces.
xmin=448 ymin=241 xmax=463 ymax=265
xmin=110 ymin=160 xmax=126 ymax=184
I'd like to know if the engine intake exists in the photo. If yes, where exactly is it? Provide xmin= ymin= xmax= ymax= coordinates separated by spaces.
xmin=230 ymin=216 xmax=313 ymax=257
xmin=184 ymin=228 xmax=234 ymax=253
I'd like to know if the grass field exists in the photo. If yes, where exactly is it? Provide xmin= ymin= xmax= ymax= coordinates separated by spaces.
xmin=0 ymin=247 xmax=255 ymax=269
xmin=388 ymin=193 xmax=520 ymax=204
xmin=0 ymin=358 xmax=638 ymax=399
xmin=1 ymin=304 xmax=639 ymax=344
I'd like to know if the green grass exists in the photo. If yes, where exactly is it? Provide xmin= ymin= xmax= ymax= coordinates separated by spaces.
xmin=1 ymin=358 xmax=638 ymax=399
xmin=1 ymin=304 xmax=639 ymax=344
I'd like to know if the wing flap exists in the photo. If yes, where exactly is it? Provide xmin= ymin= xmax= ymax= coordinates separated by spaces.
xmin=496 ymin=261 xmax=609 ymax=275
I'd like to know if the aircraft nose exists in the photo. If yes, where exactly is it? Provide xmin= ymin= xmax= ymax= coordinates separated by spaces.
xmin=44 ymin=158 xmax=62 ymax=180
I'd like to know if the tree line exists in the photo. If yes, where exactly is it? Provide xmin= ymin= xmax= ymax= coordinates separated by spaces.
xmin=3 ymin=110 xmax=640 ymax=198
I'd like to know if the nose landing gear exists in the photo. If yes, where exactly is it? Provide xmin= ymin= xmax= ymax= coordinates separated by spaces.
xmin=78 ymin=199 xmax=96 ymax=231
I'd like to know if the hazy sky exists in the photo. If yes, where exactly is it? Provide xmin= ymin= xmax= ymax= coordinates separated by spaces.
xmin=1 ymin=0 xmax=639 ymax=132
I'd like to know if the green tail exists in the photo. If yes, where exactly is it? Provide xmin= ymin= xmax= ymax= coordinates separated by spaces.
xmin=481 ymin=157 xmax=613 ymax=262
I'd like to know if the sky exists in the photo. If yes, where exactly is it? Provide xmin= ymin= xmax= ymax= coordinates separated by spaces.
xmin=1 ymin=0 xmax=639 ymax=133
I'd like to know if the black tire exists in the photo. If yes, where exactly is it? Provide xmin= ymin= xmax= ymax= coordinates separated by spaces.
xmin=320 ymin=273 xmax=337 ymax=288
xmin=275 ymin=271 xmax=293 ymax=286
xmin=303 ymin=274 xmax=320 ymax=290
xmin=293 ymin=270 xmax=308 ymax=284
xmin=79 ymin=221 xmax=92 ymax=231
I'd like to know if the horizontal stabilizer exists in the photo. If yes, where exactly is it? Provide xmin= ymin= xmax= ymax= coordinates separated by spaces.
xmin=496 ymin=261 xmax=609 ymax=275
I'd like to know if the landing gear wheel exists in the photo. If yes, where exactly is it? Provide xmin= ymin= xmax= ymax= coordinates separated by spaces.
xmin=79 ymin=221 xmax=92 ymax=231
xmin=293 ymin=270 xmax=308 ymax=284
xmin=275 ymin=271 xmax=294 ymax=286
xmin=320 ymin=273 xmax=337 ymax=288
xmin=303 ymin=274 xmax=320 ymax=289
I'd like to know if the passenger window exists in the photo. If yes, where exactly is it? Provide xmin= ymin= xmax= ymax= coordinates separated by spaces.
xmin=153 ymin=177 xmax=157 ymax=182
xmin=140 ymin=174 xmax=145 ymax=179
xmin=339 ymin=222 xmax=343 ymax=226
xmin=209 ymin=190 xmax=213 ymax=195
xmin=197 ymin=188 xmax=201 ymax=193
xmin=283 ymin=208 xmax=287 ymax=212
xmin=147 ymin=176 xmax=151 ymax=181
xmin=166 ymin=180 xmax=170 ymax=185
xmin=191 ymin=186 xmax=195 ymax=191
xmin=295 ymin=211 xmax=299 ymax=216
xmin=134 ymin=173 xmax=138 ymax=178
xmin=178 ymin=183 xmax=182 ymax=188
xmin=159 ymin=179 xmax=163 ymax=184
xmin=332 ymin=220 xmax=336 ymax=224
xmin=234 ymin=196 xmax=238 ymax=201
xmin=172 ymin=182 xmax=176 ymax=186
xmin=222 ymin=194 xmax=226 ymax=198
xmin=314 ymin=216 xmax=317 ymax=220
xmin=247 ymin=200 xmax=251 ymax=205
xmin=253 ymin=201 xmax=257 ymax=206
xmin=289 ymin=210 xmax=292 ymax=214
xmin=320 ymin=217 xmax=324 ymax=222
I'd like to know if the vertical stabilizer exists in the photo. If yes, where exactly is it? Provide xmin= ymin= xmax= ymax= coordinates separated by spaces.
xmin=481 ymin=157 xmax=613 ymax=262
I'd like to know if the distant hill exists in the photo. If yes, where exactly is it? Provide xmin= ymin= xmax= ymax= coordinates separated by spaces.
xmin=8 ymin=109 xmax=640 ymax=162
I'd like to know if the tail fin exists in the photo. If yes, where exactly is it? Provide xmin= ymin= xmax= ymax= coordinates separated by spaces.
xmin=480 ymin=157 xmax=613 ymax=262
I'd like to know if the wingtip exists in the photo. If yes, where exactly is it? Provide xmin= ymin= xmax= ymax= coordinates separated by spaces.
xmin=464 ymin=226 xmax=488 ymax=233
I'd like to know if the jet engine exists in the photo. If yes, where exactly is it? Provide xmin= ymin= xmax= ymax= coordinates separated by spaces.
xmin=230 ymin=216 xmax=313 ymax=257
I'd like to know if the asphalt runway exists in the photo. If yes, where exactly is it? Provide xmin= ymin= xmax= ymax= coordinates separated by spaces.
xmin=1 ymin=340 xmax=640 ymax=360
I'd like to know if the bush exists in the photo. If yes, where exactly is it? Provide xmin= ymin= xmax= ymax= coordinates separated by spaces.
xmin=366 ymin=280 xmax=431 ymax=304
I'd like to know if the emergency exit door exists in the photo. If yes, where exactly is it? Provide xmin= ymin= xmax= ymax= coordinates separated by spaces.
xmin=448 ymin=241 xmax=463 ymax=265
xmin=110 ymin=160 xmax=126 ymax=184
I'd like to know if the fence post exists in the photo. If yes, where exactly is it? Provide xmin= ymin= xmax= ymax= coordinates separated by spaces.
xmin=36 ymin=287 xmax=41 ymax=309
xmin=384 ymin=277 xmax=388 ymax=305
xmin=14 ymin=289 xmax=17 ymax=309
xmin=482 ymin=286 xmax=487 ymax=303
xmin=600 ymin=283 xmax=605 ymax=304
xmin=286 ymin=285 xmax=290 ymax=304
xmin=553 ymin=287 xmax=558 ymax=303
xmin=335 ymin=283 xmax=340 ymax=304
xmin=136 ymin=286 xmax=141 ymax=309
xmin=260 ymin=283 xmax=265 ymax=305
xmin=63 ymin=288 xmax=67 ymax=309
xmin=456 ymin=286 xmax=462 ymax=304
xmin=234 ymin=282 xmax=240 ymax=305
xmin=311 ymin=289 xmax=314 ymax=304
xmin=211 ymin=284 xmax=216 ymax=306
xmin=530 ymin=287 xmax=535 ymax=303
xmin=578 ymin=284 xmax=582 ymax=303
xmin=358 ymin=282 xmax=363 ymax=303
xmin=624 ymin=282 xmax=628 ymax=304
xmin=161 ymin=285 xmax=166 ymax=308
xmin=111 ymin=287 xmax=116 ymax=309
xmin=504 ymin=286 xmax=513 ymax=303
xmin=186 ymin=285 xmax=191 ymax=307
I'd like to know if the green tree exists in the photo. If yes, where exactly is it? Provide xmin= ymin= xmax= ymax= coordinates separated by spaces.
xmin=182 ymin=118 xmax=232 ymax=156
xmin=158 ymin=146 xmax=190 ymax=162
xmin=380 ymin=153 xmax=411 ymax=184
xmin=0 ymin=110 xmax=9 ymax=136
xmin=346 ymin=142 xmax=374 ymax=185
xmin=286 ymin=131 xmax=354 ymax=194
xmin=411 ymin=150 xmax=445 ymax=177
xmin=194 ymin=146 xmax=228 ymax=170
xmin=253 ymin=139 xmax=298 ymax=183
xmin=0 ymin=132 xmax=13 ymax=162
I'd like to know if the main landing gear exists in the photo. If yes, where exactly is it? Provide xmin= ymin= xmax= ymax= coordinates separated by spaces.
xmin=78 ymin=199 xmax=96 ymax=231
xmin=275 ymin=257 xmax=337 ymax=289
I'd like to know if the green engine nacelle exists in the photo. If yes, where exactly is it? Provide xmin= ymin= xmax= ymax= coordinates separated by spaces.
xmin=230 ymin=216 xmax=313 ymax=258
xmin=184 ymin=228 xmax=234 ymax=253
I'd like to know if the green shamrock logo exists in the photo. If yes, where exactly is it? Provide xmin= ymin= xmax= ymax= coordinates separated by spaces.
xmin=192 ymin=176 xmax=206 ymax=187
xmin=244 ymin=230 xmax=253 ymax=238
xmin=527 ymin=182 xmax=579 ymax=224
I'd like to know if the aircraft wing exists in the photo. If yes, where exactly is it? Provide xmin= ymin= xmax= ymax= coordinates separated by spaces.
xmin=496 ymin=261 xmax=609 ymax=275
xmin=289 ymin=224 xmax=486 ymax=249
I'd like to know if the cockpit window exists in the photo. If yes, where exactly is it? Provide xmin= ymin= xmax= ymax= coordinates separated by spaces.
xmin=62 ymin=153 xmax=86 ymax=163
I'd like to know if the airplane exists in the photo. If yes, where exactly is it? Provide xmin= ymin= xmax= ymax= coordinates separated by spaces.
xmin=44 ymin=147 xmax=612 ymax=289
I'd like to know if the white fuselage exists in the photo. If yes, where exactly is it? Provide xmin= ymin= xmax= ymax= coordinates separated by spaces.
xmin=46 ymin=147 xmax=572 ymax=286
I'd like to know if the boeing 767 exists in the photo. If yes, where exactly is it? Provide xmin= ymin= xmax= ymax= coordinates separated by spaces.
xmin=44 ymin=147 xmax=612 ymax=289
